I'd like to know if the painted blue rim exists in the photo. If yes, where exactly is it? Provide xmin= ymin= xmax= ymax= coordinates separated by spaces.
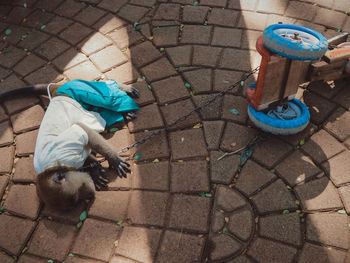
xmin=262 ymin=24 xmax=328 ymax=60
xmin=248 ymin=99 xmax=310 ymax=130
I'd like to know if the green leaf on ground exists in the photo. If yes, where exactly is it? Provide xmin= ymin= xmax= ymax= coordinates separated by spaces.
xmin=282 ymin=210 xmax=290 ymax=214
xmin=117 ymin=220 xmax=123 ymax=226
xmin=21 ymin=247 xmax=28 ymax=254
xmin=109 ymin=127 xmax=119 ymax=133
xmin=336 ymin=28 xmax=342 ymax=32
xmin=199 ymin=192 xmax=205 ymax=197
xmin=134 ymin=153 xmax=142 ymax=160
xmin=0 ymin=206 xmax=3 ymax=213
xmin=5 ymin=29 xmax=12 ymax=35
xmin=185 ymin=82 xmax=191 ymax=89
xmin=338 ymin=209 xmax=346 ymax=214
xmin=194 ymin=1 xmax=199 ymax=6
xmin=159 ymin=47 xmax=165 ymax=52
xmin=240 ymin=80 xmax=245 ymax=87
xmin=40 ymin=25 xmax=46 ymax=30
xmin=286 ymin=185 xmax=292 ymax=190
xmin=240 ymin=147 xmax=254 ymax=166
xmin=68 ymin=253 xmax=74 ymax=257
xmin=147 ymin=85 xmax=152 ymax=90
xmin=299 ymin=139 xmax=305 ymax=146
xmin=4 ymin=49 xmax=12 ymax=54
xmin=23 ymin=3 xmax=27 ymax=8
xmin=222 ymin=227 xmax=227 ymax=233
xmin=229 ymin=108 xmax=239 ymax=115
xmin=205 ymin=193 xmax=212 ymax=198
xmin=77 ymin=221 xmax=83 ymax=228
xmin=48 ymin=260 xmax=54 ymax=263
xmin=79 ymin=210 xmax=87 ymax=221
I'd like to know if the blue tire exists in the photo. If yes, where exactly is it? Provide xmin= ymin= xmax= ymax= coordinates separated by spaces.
xmin=248 ymin=99 xmax=310 ymax=135
xmin=262 ymin=24 xmax=328 ymax=60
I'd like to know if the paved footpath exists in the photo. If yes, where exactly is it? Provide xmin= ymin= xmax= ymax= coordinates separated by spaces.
xmin=0 ymin=0 xmax=350 ymax=262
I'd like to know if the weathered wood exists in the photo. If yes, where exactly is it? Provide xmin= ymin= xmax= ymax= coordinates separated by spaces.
xmin=324 ymin=47 xmax=350 ymax=63
xmin=327 ymin=32 xmax=349 ymax=47
xmin=283 ymin=60 xmax=310 ymax=98
xmin=260 ymin=56 xmax=288 ymax=105
xmin=308 ymin=60 xmax=347 ymax=81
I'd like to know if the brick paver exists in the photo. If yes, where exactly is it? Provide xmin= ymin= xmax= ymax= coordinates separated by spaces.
xmin=1 ymin=0 xmax=350 ymax=262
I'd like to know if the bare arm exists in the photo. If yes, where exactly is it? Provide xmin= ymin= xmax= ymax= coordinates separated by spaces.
xmin=76 ymin=122 xmax=130 ymax=177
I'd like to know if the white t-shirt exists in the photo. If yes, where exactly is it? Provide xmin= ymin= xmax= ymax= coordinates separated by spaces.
xmin=34 ymin=96 xmax=106 ymax=173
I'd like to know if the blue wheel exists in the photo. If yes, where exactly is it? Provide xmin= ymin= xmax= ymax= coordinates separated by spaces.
xmin=262 ymin=24 xmax=328 ymax=60
xmin=248 ymin=99 xmax=310 ymax=135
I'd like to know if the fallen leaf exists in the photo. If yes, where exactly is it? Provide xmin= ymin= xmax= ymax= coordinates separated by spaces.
xmin=79 ymin=210 xmax=87 ymax=221
xmin=0 ymin=206 xmax=3 ymax=213
xmin=137 ymin=77 xmax=144 ymax=82
xmin=205 ymin=193 xmax=212 ymax=197
xmin=229 ymin=108 xmax=240 ymax=115
xmin=114 ymin=240 xmax=119 ymax=247
xmin=240 ymin=147 xmax=254 ymax=166
xmin=206 ymin=156 xmax=210 ymax=161
xmin=177 ymin=160 xmax=183 ymax=163
xmin=147 ymin=85 xmax=152 ymax=90
xmin=68 ymin=253 xmax=74 ymax=257
xmin=230 ymin=142 xmax=237 ymax=147
xmin=338 ymin=209 xmax=346 ymax=214
xmin=295 ymin=200 xmax=300 ymax=205
xmin=40 ymin=25 xmax=46 ymax=30
xmin=152 ymin=158 xmax=159 ymax=163
xmin=159 ymin=47 xmax=165 ymax=52
xmin=109 ymin=127 xmax=119 ymax=133
xmin=48 ymin=260 xmax=54 ymax=263
xmin=224 ymin=217 xmax=229 ymax=223
xmin=193 ymin=123 xmax=201 ymax=129
xmin=21 ymin=247 xmax=28 ymax=254
xmin=299 ymin=139 xmax=305 ymax=146
xmin=194 ymin=1 xmax=199 ymax=6
xmin=282 ymin=210 xmax=290 ymax=214
xmin=5 ymin=29 xmax=12 ymax=35
xmin=286 ymin=185 xmax=292 ymax=190
xmin=117 ymin=220 xmax=123 ymax=226
xmin=23 ymin=3 xmax=27 ymax=8
xmin=185 ymin=82 xmax=191 ymax=89
xmin=222 ymin=227 xmax=227 ymax=233
xmin=133 ymin=153 xmax=142 ymax=160
xmin=76 ymin=221 xmax=83 ymax=228
xmin=240 ymin=80 xmax=245 ymax=87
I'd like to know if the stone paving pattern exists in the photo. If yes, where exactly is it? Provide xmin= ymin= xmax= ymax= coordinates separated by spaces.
xmin=0 ymin=0 xmax=350 ymax=262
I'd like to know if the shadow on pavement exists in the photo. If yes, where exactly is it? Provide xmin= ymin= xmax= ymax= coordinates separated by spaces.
xmin=0 ymin=0 xmax=348 ymax=263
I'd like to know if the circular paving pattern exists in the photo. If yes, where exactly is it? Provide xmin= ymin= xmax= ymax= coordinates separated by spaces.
xmin=0 ymin=1 xmax=350 ymax=262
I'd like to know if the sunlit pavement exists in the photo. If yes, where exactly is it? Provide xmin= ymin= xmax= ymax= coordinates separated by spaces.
xmin=0 ymin=0 xmax=350 ymax=262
